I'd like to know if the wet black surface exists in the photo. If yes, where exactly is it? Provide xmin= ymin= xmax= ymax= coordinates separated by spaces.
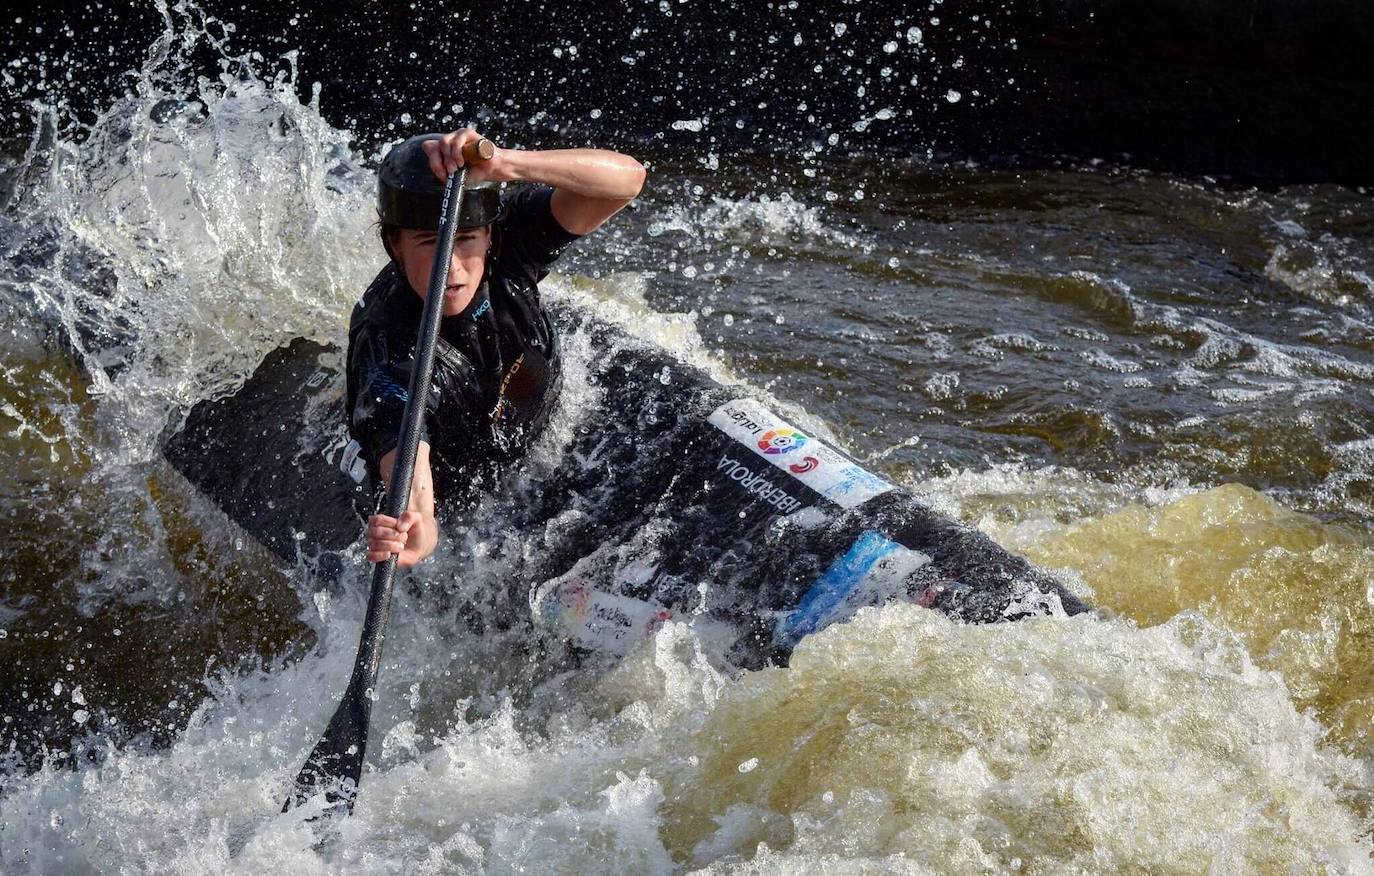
xmin=4 ymin=1 xmax=1373 ymax=182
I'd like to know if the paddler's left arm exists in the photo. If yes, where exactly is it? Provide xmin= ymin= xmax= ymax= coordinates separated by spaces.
xmin=423 ymin=129 xmax=647 ymax=235
xmin=366 ymin=442 xmax=439 ymax=568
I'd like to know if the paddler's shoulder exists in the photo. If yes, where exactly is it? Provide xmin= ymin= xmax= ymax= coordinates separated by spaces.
xmin=350 ymin=262 xmax=416 ymax=329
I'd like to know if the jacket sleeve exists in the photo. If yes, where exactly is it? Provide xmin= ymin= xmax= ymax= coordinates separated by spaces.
xmin=349 ymin=326 xmax=430 ymax=473
xmin=493 ymin=185 xmax=582 ymax=286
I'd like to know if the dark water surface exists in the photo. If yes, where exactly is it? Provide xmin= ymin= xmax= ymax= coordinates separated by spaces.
xmin=577 ymin=157 xmax=1374 ymax=517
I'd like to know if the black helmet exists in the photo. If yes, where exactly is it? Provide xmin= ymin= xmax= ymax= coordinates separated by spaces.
xmin=376 ymin=134 xmax=503 ymax=230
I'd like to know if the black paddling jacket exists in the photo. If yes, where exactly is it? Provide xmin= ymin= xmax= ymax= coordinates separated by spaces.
xmin=345 ymin=185 xmax=579 ymax=507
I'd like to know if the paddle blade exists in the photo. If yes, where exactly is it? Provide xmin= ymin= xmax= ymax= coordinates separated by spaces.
xmin=282 ymin=684 xmax=371 ymax=816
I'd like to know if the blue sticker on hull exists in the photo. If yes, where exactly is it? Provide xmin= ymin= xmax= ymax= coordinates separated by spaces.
xmin=778 ymin=530 xmax=905 ymax=643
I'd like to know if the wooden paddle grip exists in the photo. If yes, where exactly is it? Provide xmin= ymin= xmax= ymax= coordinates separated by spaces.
xmin=462 ymin=138 xmax=495 ymax=163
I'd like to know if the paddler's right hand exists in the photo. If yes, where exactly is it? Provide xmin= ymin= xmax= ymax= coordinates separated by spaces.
xmin=366 ymin=511 xmax=430 ymax=567
xmin=421 ymin=128 xmax=506 ymax=185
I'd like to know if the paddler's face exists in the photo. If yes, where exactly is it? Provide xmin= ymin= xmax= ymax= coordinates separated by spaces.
xmin=394 ymin=226 xmax=491 ymax=316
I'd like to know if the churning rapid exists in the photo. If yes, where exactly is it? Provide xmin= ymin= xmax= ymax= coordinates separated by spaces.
xmin=2 ymin=5 xmax=1374 ymax=874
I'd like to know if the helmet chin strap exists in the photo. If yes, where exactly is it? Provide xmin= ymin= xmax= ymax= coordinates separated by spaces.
xmin=466 ymin=250 xmax=494 ymax=318
xmin=466 ymin=224 xmax=499 ymax=314
xmin=479 ymin=227 xmax=497 ymax=296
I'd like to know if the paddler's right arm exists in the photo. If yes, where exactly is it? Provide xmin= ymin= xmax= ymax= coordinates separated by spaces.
xmin=365 ymin=441 xmax=439 ymax=567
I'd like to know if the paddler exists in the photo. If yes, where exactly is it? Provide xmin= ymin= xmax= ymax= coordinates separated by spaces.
xmin=346 ymin=129 xmax=646 ymax=566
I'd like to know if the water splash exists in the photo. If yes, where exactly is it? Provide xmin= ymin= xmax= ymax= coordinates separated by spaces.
xmin=1022 ymin=483 xmax=1374 ymax=756
xmin=3 ymin=600 xmax=1370 ymax=873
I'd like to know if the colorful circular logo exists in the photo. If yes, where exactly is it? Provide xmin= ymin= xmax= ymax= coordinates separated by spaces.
xmin=758 ymin=427 xmax=808 ymax=455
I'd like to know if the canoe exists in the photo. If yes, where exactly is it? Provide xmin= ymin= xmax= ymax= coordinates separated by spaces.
xmin=163 ymin=307 xmax=1089 ymax=669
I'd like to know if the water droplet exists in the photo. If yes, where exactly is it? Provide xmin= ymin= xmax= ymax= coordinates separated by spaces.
xmin=73 ymin=709 xmax=89 ymax=724
xmin=738 ymin=757 xmax=759 ymax=773
xmin=945 ymin=89 xmax=962 ymax=104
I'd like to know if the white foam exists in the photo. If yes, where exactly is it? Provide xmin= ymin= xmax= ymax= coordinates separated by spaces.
xmin=5 ymin=594 xmax=1371 ymax=873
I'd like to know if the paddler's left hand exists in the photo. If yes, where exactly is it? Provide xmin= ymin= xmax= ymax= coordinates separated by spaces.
xmin=370 ymin=443 xmax=440 ymax=567
xmin=422 ymin=128 xmax=515 ymax=185
xmin=366 ymin=511 xmax=432 ymax=567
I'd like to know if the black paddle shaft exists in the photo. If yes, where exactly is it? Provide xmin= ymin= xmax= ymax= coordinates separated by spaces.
xmin=283 ymin=167 xmax=469 ymax=816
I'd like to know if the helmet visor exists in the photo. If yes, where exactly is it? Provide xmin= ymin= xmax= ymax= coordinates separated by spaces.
xmin=377 ymin=183 xmax=502 ymax=230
